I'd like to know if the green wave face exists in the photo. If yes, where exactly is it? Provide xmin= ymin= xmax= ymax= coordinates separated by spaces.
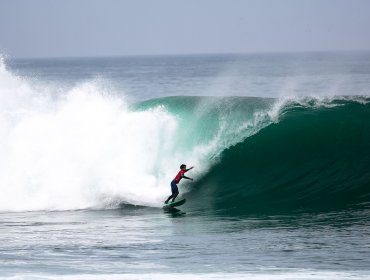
xmin=192 ymin=99 xmax=370 ymax=215
xmin=136 ymin=96 xmax=370 ymax=214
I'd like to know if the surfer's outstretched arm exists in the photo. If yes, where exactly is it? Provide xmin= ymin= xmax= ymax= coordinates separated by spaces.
xmin=182 ymin=175 xmax=194 ymax=181
xmin=185 ymin=166 xmax=194 ymax=172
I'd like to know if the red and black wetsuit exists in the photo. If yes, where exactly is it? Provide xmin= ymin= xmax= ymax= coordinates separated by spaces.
xmin=174 ymin=170 xmax=186 ymax=184
xmin=165 ymin=169 xmax=191 ymax=203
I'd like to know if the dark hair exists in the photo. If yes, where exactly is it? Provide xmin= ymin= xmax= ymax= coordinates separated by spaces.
xmin=180 ymin=164 xmax=186 ymax=169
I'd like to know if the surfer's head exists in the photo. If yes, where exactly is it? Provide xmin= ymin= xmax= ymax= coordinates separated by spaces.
xmin=180 ymin=164 xmax=186 ymax=170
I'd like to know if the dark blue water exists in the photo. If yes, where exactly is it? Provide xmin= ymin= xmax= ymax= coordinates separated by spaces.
xmin=8 ymin=51 xmax=370 ymax=100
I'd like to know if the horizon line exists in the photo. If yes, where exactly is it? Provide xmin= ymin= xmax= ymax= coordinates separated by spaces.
xmin=5 ymin=49 xmax=370 ymax=60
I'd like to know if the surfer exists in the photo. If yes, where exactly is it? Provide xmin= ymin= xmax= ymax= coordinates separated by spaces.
xmin=165 ymin=164 xmax=194 ymax=204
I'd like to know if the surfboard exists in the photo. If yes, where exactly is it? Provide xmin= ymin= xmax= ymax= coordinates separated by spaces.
xmin=163 ymin=198 xmax=186 ymax=209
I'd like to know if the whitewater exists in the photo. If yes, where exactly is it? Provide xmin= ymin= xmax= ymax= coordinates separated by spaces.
xmin=1 ymin=52 xmax=370 ymax=279
xmin=0 ymin=57 xmax=212 ymax=211
xmin=0 ymin=56 xmax=285 ymax=212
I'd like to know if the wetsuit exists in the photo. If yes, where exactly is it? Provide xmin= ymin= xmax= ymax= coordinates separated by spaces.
xmin=165 ymin=169 xmax=191 ymax=203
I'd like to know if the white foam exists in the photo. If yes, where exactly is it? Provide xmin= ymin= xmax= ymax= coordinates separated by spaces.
xmin=0 ymin=60 xmax=199 ymax=212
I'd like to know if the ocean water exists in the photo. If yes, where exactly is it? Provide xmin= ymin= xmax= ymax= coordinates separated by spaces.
xmin=0 ymin=52 xmax=370 ymax=279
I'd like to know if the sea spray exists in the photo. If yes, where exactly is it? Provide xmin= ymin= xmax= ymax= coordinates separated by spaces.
xmin=0 ymin=60 xmax=275 ymax=212
xmin=0 ymin=60 xmax=183 ymax=211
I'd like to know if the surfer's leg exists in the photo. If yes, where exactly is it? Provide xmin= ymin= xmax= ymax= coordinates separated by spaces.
xmin=165 ymin=194 xmax=173 ymax=204
xmin=171 ymin=191 xmax=178 ymax=202
xmin=165 ymin=180 xmax=177 ymax=203
xmin=170 ymin=181 xmax=179 ymax=202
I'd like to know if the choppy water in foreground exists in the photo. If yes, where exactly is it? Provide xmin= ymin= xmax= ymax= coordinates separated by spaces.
xmin=1 ymin=208 xmax=370 ymax=279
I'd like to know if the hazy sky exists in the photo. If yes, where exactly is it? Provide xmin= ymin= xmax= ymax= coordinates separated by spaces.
xmin=1 ymin=0 xmax=370 ymax=58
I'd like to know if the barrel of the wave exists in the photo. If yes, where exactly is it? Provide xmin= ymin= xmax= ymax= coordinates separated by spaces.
xmin=191 ymin=98 xmax=370 ymax=214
